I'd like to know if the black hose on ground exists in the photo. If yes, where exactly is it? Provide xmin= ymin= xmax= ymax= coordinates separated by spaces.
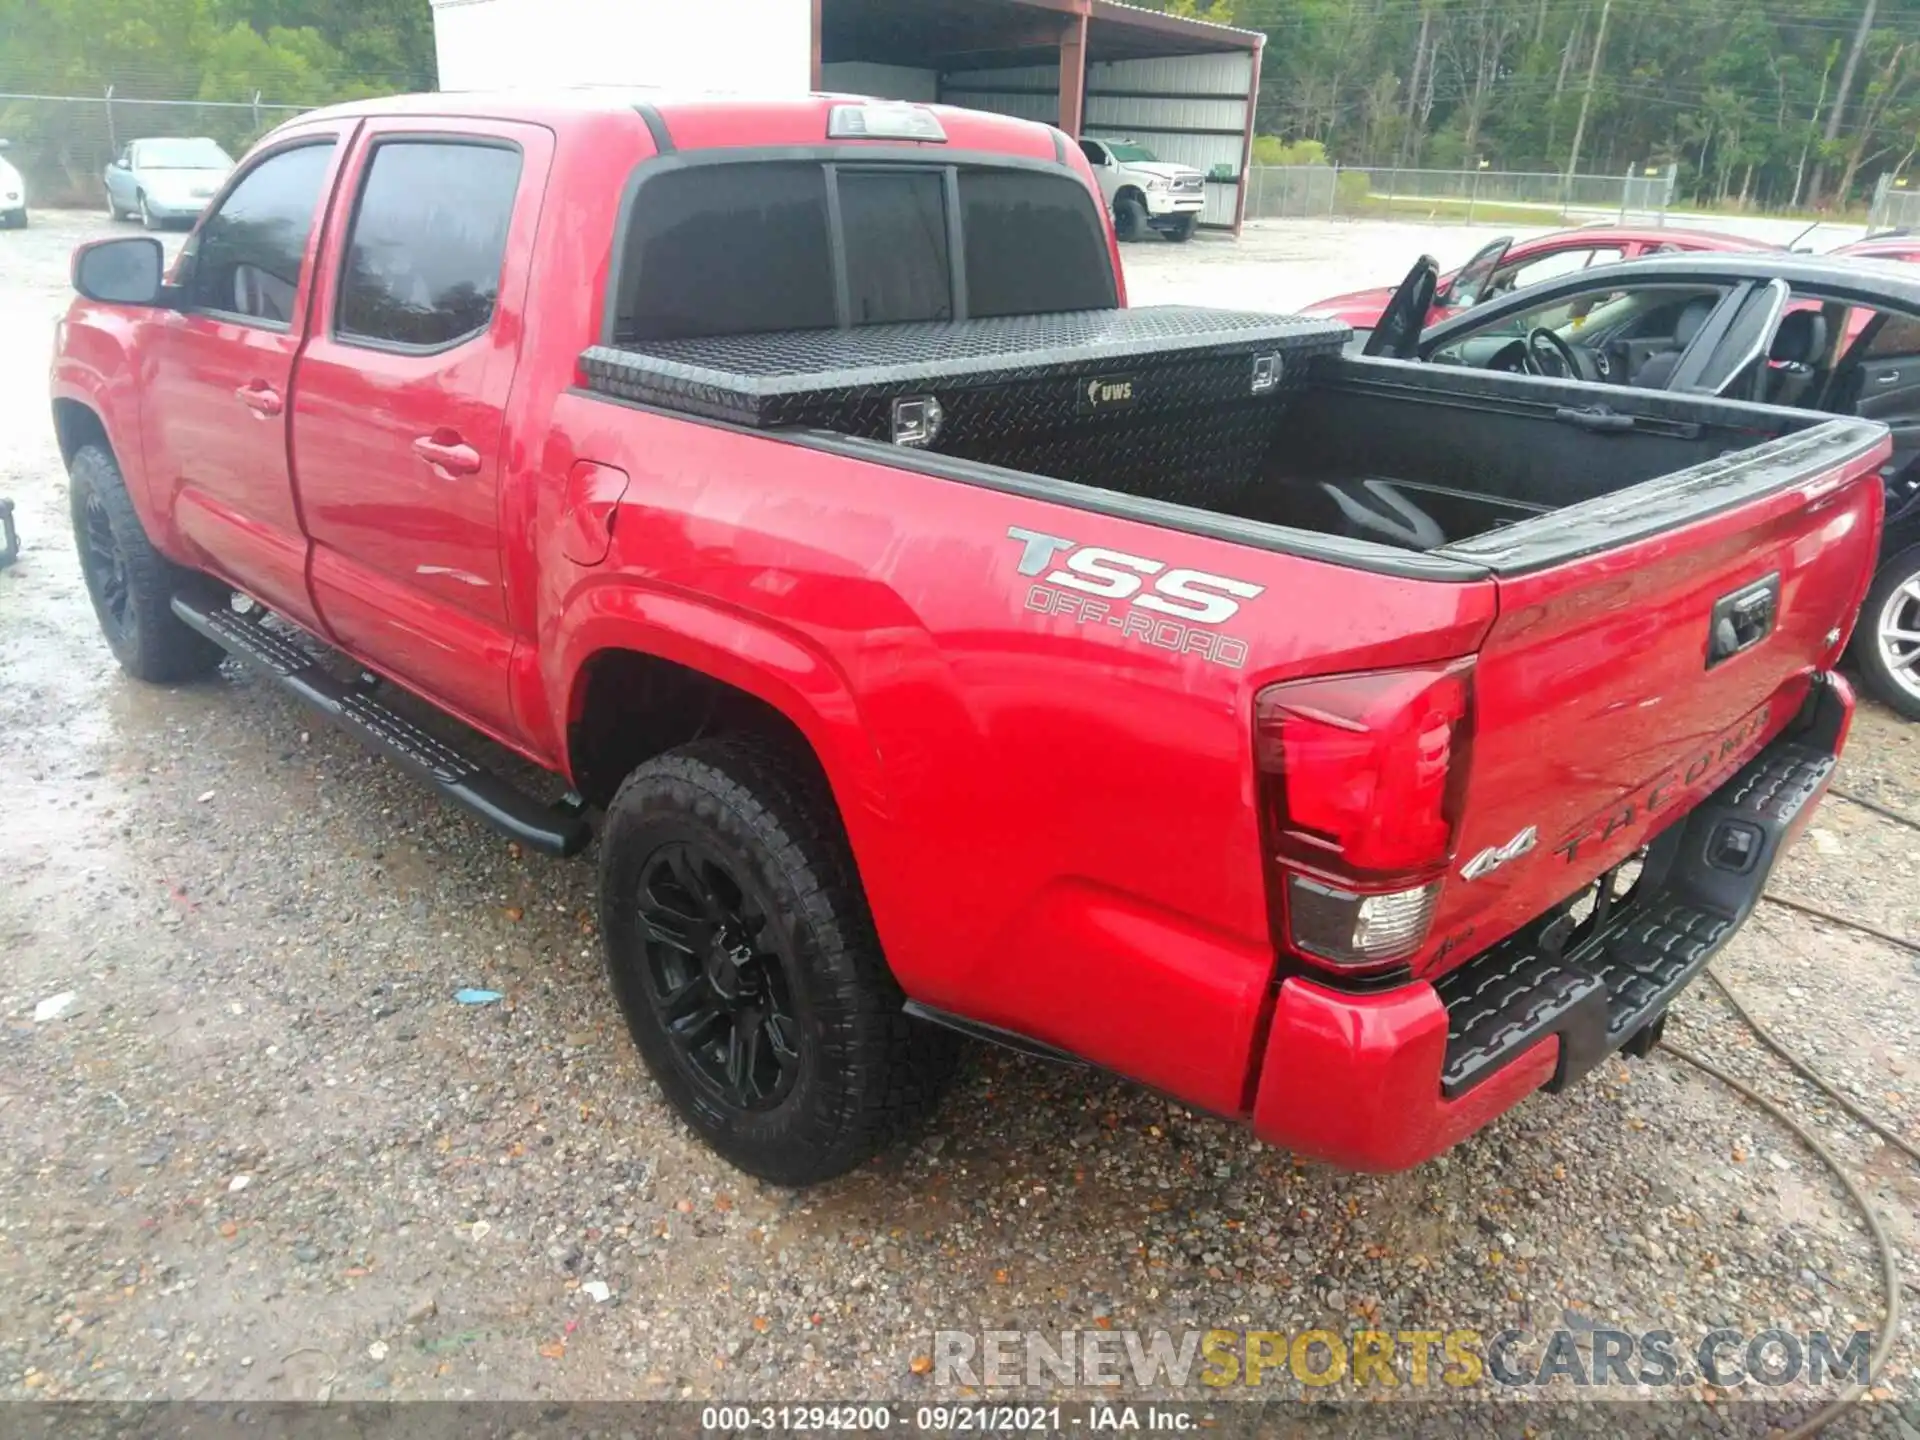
xmin=1653 ymin=909 xmax=1918 ymax=1433
xmin=1829 ymin=787 xmax=1920 ymax=832
xmin=1760 ymin=891 xmax=1920 ymax=957
xmin=1662 ymin=1036 xmax=1902 ymax=1439
xmin=1674 ymin=776 xmax=1920 ymax=1432
xmin=1708 ymin=967 xmax=1920 ymax=1168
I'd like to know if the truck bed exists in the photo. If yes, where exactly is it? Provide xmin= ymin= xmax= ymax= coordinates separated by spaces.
xmin=580 ymin=306 xmax=1860 ymax=572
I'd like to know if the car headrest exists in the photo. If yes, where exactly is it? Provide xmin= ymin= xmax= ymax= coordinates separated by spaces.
xmin=1673 ymin=296 xmax=1717 ymax=347
xmin=1770 ymin=309 xmax=1828 ymax=365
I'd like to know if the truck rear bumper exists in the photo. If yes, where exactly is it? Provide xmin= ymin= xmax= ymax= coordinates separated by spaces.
xmin=1248 ymin=671 xmax=1852 ymax=1171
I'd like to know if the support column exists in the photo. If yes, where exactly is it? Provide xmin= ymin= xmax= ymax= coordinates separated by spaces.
xmin=1233 ymin=34 xmax=1264 ymax=235
xmin=809 ymin=0 xmax=823 ymax=91
xmin=1058 ymin=10 xmax=1088 ymax=136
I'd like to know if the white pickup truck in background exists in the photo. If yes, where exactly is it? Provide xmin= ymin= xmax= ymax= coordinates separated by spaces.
xmin=1077 ymin=137 xmax=1206 ymax=242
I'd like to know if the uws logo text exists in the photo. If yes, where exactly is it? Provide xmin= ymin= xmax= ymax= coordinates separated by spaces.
xmin=1006 ymin=525 xmax=1264 ymax=669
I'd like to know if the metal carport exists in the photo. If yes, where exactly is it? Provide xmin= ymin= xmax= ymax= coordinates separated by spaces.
xmin=815 ymin=0 xmax=1264 ymax=233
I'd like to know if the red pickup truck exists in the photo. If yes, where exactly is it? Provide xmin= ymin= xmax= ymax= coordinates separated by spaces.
xmin=52 ymin=91 xmax=1886 ymax=1185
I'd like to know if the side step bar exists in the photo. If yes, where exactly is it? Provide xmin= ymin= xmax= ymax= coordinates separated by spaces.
xmin=902 ymin=1000 xmax=1091 ymax=1067
xmin=171 ymin=595 xmax=592 ymax=858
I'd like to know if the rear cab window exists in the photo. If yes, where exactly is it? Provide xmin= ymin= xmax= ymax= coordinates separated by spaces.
xmin=611 ymin=158 xmax=1115 ymax=344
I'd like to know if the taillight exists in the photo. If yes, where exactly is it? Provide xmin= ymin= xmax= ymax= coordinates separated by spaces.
xmin=1254 ymin=660 xmax=1474 ymax=969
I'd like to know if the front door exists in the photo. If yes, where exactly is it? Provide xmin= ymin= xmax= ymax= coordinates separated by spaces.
xmin=290 ymin=119 xmax=548 ymax=739
xmin=142 ymin=126 xmax=354 ymax=626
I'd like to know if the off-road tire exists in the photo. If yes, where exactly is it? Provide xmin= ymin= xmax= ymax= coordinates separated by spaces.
xmin=68 ymin=444 xmax=226 ymax=683
xmin=1114 ymin=194 xmax=1149 ymax=241
xmin=599 ymin=738 xmax=958 ymax=1185
xmin=1168 ymin=213 xmax=1197 ymax=242
xmin=1851 ymin=542 xmax=1920 ymax=721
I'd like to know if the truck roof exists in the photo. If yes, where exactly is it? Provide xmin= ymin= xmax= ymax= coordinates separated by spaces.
xmin=289 ymin=89 xmax=1065 ymax=161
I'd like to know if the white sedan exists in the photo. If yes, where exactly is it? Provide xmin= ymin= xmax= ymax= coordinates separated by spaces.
xmin=104 ymin=137 xmax=235 ymax=229
xmin=0 ymin=140 xmax=26 ymax=228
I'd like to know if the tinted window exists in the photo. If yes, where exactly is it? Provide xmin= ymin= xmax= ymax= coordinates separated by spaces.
xmin=1866 ymin=311 xmax=1920 ymax=358
xmin=839 ymin=169 xmax=952 ymax=325
xmin=613 ymin=162 xmax=1116 ymax=342
xmin=959 ymin=170 xmax=1115 ymax=317
xmin=1431 ymin=284 xmax=1727 ymax=358
xmin=1501 ymin=246 xmax=1623 ymax=292
xmin=620 ymin=163 xmax=835 ymax=342
xmin=337 ymin=141 xmax=521 ymax=349
xmin=185 ymin=141 xmax=334 ymax=325
xmin=1078 ymin=139 xmax=1107 ymax=165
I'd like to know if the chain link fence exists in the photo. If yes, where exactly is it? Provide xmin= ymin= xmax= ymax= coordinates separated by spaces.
xmin=0 ymin=92 xmax=309 ymax=207
xmin=1869 ymin=174 xmax=1920 ymax=233
xmin=1244 ymin=163 xmax=1677 ymax=224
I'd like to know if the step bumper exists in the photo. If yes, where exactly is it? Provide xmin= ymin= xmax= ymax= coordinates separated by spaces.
xmin=1248 ymin=672 xmax=1851 ymax=1171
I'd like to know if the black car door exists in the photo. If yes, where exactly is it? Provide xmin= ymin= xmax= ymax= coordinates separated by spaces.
xmin=1850 ymin=311 xmax=1920 ymax=508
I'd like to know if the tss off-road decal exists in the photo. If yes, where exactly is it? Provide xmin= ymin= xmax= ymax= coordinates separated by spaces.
xmin=1006 ymin=526 xmax=1264 ymax=669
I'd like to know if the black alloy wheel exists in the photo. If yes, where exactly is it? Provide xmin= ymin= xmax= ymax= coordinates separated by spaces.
xmin=635 ymin=839 xmax=803 ymax=1110
xmin=598 ymin=740 xmax=959 ymax=1185
xmin=79 ymin=488 xmax=134 ymax=644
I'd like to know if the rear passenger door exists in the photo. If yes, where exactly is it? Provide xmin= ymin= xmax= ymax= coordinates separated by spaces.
xmin=291 ymin=119 xmax=550 ymax=738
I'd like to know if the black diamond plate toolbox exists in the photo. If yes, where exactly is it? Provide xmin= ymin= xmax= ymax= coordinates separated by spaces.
xmin=579 ymin=307 xmax=1350 ymax=436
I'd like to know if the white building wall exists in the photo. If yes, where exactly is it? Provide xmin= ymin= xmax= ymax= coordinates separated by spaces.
xmin=937 ymin=63 xmax=1061 ymax=128
xmin=1082 ymin=53 xmax=1252 ymax=228
xmin=940 ymin=52 xmax=1252 ymax=227
xmin=818 ymin=62 xmax=939 ymax=103
xmin=431 ymin=0 xmax=812 ymax=94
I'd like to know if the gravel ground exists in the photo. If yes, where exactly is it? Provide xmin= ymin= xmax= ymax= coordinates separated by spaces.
xmin=2 ymin=209 xmax=1918 ymax=1430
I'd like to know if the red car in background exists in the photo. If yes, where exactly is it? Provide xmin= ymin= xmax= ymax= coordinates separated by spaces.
xmin=1304 ymin=225 xmax=1775 ymax=343
xmin=1833 ymin=231 xmax=1920 ymax=266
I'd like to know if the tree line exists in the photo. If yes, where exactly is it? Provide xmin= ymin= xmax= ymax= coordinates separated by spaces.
xmin=3 ymin=0 xmax=1913 ymax=214
xmin=0 ymin=0 xmax=434 ymax=103
xmin=0 ymin=0 xmax=435 ymax=198
xmin=1156 ymin=0 xmax=1917 ymax=212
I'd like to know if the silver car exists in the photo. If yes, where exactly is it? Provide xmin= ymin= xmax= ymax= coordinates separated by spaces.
xmin=105 ymin=137 xmax=235 ymax=229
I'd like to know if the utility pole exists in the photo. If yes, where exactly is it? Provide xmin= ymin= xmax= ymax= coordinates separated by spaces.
xmin=1564 ymin=0 xmax=1611 ymax=183
xmin=1810 ymin=0 xmax=1878 ymax=205
xmin=1398 ymin=0 xmax=1432 ymax=169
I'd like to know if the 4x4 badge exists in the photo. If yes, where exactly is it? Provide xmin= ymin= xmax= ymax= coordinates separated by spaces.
xmin=1461 ymin=826 xmax=1538 ymax=881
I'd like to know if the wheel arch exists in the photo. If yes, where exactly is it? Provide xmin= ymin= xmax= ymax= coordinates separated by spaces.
xmin=51 ymin=395 xmax=112 ymax=467
xmin=551 ymin=593 xmax=892 ymax=847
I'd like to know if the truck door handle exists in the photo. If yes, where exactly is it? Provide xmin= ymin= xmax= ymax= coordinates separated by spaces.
xmin=1875 ymin=370 xmax=1902 ymax=384
xmin=412 ymin=431 xmax=481 ymax=477
xmin=235 ymin=381 xmax=283 ymax=417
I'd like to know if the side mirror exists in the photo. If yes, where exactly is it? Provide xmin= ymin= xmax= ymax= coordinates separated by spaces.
xmin=73 ymin=236 xmax=166 ymax=305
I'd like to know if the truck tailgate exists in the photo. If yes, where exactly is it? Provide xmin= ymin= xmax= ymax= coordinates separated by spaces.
xmin=1418 ymin=418 xmax=1887 ymax=977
